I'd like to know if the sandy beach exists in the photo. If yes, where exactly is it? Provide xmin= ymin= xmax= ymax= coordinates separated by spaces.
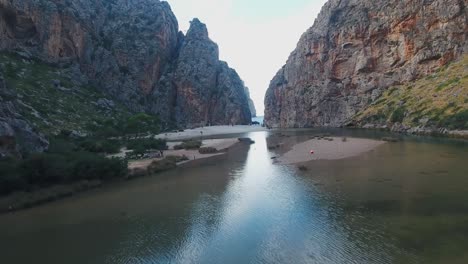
xmin=277 ymin=137 xmax=385 ymax=164
xmin=128 ymin=138 xmax=240 ymax=169
xmin=155 ymin=125 xmax=265 ymax=141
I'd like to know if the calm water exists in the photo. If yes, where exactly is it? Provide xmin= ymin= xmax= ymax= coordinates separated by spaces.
xmin=252 ymin=116 xmax=264 ymax=125
xmin=1 ymin=130 xmax=468 ymax=264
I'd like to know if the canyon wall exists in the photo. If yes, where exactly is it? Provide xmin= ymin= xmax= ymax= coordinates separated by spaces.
xmin=0 ymin=0 xmax=252 ymax=155
xmin=265 ymin=0 xmax=467 ymax=128
xmin=0 ymin=0 xmax=252 ymax=128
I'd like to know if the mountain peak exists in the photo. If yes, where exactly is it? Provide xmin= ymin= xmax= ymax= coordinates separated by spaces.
xmin=187 ymin=18 xmax=209 ymax=39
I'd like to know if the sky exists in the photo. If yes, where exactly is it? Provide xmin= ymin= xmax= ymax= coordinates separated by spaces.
xmin=166 ymin=0 xmax=328 ymax=115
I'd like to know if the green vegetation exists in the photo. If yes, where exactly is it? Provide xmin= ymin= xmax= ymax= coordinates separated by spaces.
xmin=77 ymin=138 xmax=122 ymax=154
xmin=436 ymin=77 xmax=461 ymax=92
xmin=0 ymin=52 xmax=140 ymax=135
xmin=199 ymin=147 xmax=217 ymax=154
xmin=126 ymin=137 xmax=167 ymax=151
xmin=174 ymin=140 xmax=203 ymax=150
xmin=354 ymin=55 xmax=468 ymax=130
xmin=438 ymin=110 xmax=468 ymax=130
xmin=0 ymin=50 xmax=202 ymax=199
xmin=124 ymin=137 xmax=168 ymax=160
xmin=146 ymin=155 xmax=189 ymax=174
xmin=0 ymin=52 xmax=165 ymax=138
xmin=0 ymin=136 xmax=127 ymax=196
xmin=0 ymin=52 xmax=175 ymax=197
xmin=390 ymin=106 xmax=406 ymax=123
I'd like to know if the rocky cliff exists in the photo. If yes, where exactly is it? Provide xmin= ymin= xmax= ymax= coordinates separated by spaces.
xmin=265 ymin=0 xmax=467 ymax=129
xmin=244 ymin=87 xmax=257 ymax=117
xmin=0 ymin=69 xmax=48 ymax=157
xmin=172 ymin=19 xmax=251 ymax=126
xmin=0 ymin=0 xmax=251 ymax=131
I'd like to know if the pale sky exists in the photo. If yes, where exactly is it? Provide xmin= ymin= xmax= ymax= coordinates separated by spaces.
xmin=166 ymin=0 xmax=327 ymax=115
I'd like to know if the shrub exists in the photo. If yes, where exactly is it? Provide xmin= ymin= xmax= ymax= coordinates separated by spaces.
xmin=174 ymin=140 xmax=202 ymax=150
xmin=147 ymin=158 xmax=177 ymax=174
xmin=0 ymin=158 xmax=25 ymax=195
xmin=70 ymin=153 xmax=127 ymax=181
xmin=439 ymin=110 xmax=468 ymax=130
xmin=48 ymin=138 xmax=78 ymax=153
xmin=79 ymin=138 xmax=122 ymax=154
xmin=125 ymin=146 xmax=146 ymax=160
xmin=165 ymin=155 xmax=189 ymax=163
xmin=0 ymin=136 xmax=128 ymax=196
xmin=126 ymin=138 xmax=167 ymax=151
xmin=20 ymin=153 xmax=71 ymax=185
xmin=123 ymin=113 xmax=160 ymax=136
xmin=19 ymin=152 xmax=127 ymax=184
xmin=199 ymin=147 xmax=217 ymax=154
xmin=50 ymin=136 xmax=122 ymax=154
xmin=391 ymin=107 xmax=406 ymax=123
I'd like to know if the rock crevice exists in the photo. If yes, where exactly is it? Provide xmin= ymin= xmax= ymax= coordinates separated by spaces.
xmin=264 ymin=0 xmax=467 ymax=128
xmin=0 ymin=0 xmax=252 ymax=132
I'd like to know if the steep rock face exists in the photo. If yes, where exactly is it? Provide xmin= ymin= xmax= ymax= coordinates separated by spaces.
xmin=0 ymin=69 xmax=48 ymax=157
xmin=265 ymin=0 xmax=467 ymax=128
xmin=244 ymin=87 xmax=257 ymax=117
xmin=173 ymin=19 xmax=251 ymax=126
xmin=0 ymin=0 xmax=251 ymax=131
xmin=0 ymin=0 xmax=179 ymax=116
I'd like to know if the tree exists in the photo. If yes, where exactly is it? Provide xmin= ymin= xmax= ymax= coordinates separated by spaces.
xmin=124 ymin=113 xmax=160 ymax=137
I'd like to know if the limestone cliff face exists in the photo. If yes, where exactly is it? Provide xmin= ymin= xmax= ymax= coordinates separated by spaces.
xmin=0 ymin=70 xmax=48 ymax=157
xmin=173 ymin=19 xmax=251 ymax=126
xmin=265 ymin=0 xmax=467 ymax=128
xmin=0 ymin=0 xmax=251 ymax=131
xmin=244 ymin=87 xmax=257 ymax=117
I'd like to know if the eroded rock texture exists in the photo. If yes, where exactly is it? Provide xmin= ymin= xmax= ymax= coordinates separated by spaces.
xmin=173 ymin=19 xmax=251 ymax=126
xmin=0 ymin=70 xmax=48 ymax=157
xmin=0 ymin=0 xmax=251 ymax=131
xmin=265 ymin=0 xmax=467 ymax=128
xmin=244 ymin=87 xmax=257 ymax=117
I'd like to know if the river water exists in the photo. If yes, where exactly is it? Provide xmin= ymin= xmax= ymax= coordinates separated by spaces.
xmin=1 ymin=129 xmax=467 ymax=264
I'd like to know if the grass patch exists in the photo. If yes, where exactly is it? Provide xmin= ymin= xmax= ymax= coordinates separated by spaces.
xmin=354 ymin=55 xmax=468 ymax=130
xmin=436 ymin=77 xmax=460 ymax=92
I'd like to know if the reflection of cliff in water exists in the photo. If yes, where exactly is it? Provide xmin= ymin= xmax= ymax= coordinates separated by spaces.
xmin=1 ymin=131 xmax=468 ymax=264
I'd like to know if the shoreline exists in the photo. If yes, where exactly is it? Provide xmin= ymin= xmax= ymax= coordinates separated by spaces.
xmin=4 ymin=124 xmax=460 ymax=215
xmin=127 ymin=138 xmax=240 ymax=171
xmin=0 ymin=135 xmax=251 ymax=215
xmin=276 ymin=137 xmax=385 ymax=165
xmin=155 ymin=125 xmax=265 ymax=141
xmin=350 ymin=125 xmax=468 ymax=140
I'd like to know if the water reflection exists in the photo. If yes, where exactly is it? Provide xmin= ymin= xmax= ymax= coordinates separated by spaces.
xmin=0 ymin=131 xmax=467 ymax=264
xmin=167 ymin=132 xmax=406 ymax=264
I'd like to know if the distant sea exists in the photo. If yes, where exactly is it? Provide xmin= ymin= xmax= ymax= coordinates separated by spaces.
xmin=252 ymin=116 xmax=264 ymax=125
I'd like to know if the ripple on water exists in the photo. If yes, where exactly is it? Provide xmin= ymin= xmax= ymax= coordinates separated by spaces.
xmin=0 ymin=130 xmax=467 ymax=264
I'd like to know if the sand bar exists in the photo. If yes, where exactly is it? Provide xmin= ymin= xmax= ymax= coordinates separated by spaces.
xmin=155 ymin=125 xmax=265 ymax=141
xmin=277 ymin=137 xmax=385 ymax=164
xmin=128 ymin=138 xmax=239 ymax=169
